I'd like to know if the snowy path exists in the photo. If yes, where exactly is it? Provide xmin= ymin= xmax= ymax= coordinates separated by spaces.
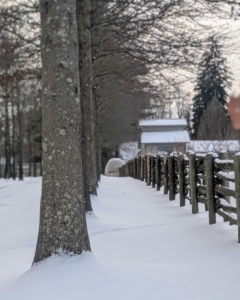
xmin=1 ymin=176 xmax=240 ymax=299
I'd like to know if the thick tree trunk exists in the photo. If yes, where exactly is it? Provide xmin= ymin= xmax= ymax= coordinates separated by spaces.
xmin=94 ymin=89 xmax=101 ymax=181
xmin=77 ymin=0 xmax=97 ymax=203
xmin=93 ymin=88 xmax=102 ymax=179
xmin=97 ymin=119 xmax=102 ymax=178
xmin=33 ymin=0 xmax=91 ymax=263
xmin=76 ymin=0 xmax=93 ymax=212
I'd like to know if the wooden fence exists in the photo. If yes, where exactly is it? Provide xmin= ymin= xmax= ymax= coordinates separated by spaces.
xmin=119 ymin=152 xmax=240 ymax=242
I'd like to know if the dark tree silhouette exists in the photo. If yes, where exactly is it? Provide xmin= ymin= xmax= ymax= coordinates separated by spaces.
xmin=191 ymin=36 xmax=232 ymax=139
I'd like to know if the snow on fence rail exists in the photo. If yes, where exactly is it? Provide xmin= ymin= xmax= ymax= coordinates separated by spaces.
xmin=119 ymin=152 xmax=240 ymax=242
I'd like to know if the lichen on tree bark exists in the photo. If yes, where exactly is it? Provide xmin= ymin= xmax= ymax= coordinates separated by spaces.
xmin=33 ymin=0 xmax=91 ymax=264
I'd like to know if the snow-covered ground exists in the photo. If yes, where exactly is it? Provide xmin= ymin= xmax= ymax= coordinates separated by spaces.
xmin=1 ymin=177 xmax=240 ymax=299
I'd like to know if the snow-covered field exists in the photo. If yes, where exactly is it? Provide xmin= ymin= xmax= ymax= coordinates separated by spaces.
xmin=1 ymin=176 xmax=240 ymax=299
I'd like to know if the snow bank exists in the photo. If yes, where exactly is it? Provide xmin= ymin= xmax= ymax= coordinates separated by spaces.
xmin=1 ymin=251 xmax=172 ymax=300
xmin=1 ymin=177 xmax=240 ymax=300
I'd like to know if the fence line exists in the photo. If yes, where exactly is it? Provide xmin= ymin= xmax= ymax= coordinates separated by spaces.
xmin=119 ymin=152 xmax=240 ymax=243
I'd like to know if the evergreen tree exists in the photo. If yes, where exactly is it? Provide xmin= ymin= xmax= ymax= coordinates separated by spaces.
xmin=191 ymin=36 xmax=232 ymax=139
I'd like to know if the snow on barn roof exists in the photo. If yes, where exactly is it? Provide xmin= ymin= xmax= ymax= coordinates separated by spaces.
xmin=141 ymin=130 xmax=190 ymax=144
xmin=139 ymin=119 xmax=187 ymax=127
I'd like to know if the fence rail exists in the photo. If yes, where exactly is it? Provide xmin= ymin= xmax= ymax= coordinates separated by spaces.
xmin=119 ymin=152 xmax=240 ymax=243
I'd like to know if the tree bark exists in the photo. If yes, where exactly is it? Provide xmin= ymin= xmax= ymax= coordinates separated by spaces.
xmin=33 ymin=92 xmax=38 ymax=178
xmin=16 ymin=88 xmax=23 ymax=180
xmin=81 ymin=0 xmax=97 ymax=194
xmin=95 ymin=90 xmax=102 ymax=180
xmin=28 ymin=114 xmax=32 ymax=177
xmin=11 ymin=95 xmax=16 ymax=180
xmin=76 ymin=0 xmax=94 ymax=212
xmin=4 ymin=95 xmax=11 ymax=179
xmin=33 ymin=0 xmax=91 ymax=263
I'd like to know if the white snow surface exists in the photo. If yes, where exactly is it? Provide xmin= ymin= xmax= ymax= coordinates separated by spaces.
xmin=218 ymin=171 xmax=235 ymax=180
xmin=215 ymin=158 xmax=234 ymax=164
xmin=141 ymin=130 xmax=190 ymax=144
xmin=139 ymin=119 xmax=187 ymax=127
xmin=1 ymin=177 xmax=240 ymax=299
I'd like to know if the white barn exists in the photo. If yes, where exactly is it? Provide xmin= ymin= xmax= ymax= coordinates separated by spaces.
xmin=139 ymin=119 xmax=190 ymax=155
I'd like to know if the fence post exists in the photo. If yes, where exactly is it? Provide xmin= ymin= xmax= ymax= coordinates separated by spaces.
xmin=168 ymin=155 xmax=175 ymax=201
xmin=132 ymin=159 xmax=134 ymax=178
xmin=130 ymin=160 xmax=133 ymax=178
xmin=134 ymin=157 xmax=138 ymax=179
xmin=160 ymin=156 xmax=163 ymax=189
xmin=178 ymin=154 xmax=185 ymax=207
xmin=156 ymin=155 xmax=160 ymax=191
xmin=140 ymin=156 xmax=144 ymax=181
xmin=219 ymin=151 xmax=230 ymax=221
xmin=144 ymin=155 xmax=147 ymax=184
xmin=133 ymin=160 xmax=135 ymax=178
xmin=234 ymin=155 xmax=240 ymax=242
xmin=151 ymin=156 xmax=155 ymax=188
xmin=205 ymin=153 xmax=216 ymax=224
xmin=126 ymin=162 xmax=129 ymax=177
xmin=137 ymin=157 xmax=141 ymax=180
xmin=133 ymin=159 xmax=135 ymax=178
xmin=132 ymin=159 xmax=135 ymax=179
xmin=147 ymin=154 xmax=151 ymax=186
xmin=135 ymin=157 xmax=138 ymax=179
xmin=163 ymin=154 xmax=168 ymax=194
xmin=189 ymin=153 xmax=198 ymax=214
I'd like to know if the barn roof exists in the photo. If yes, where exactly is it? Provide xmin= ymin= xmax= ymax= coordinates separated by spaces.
xmin=141 ymin=130 xmax=190 ymax=144
xmin=139 ymin=119 xmax=187 ymax=127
